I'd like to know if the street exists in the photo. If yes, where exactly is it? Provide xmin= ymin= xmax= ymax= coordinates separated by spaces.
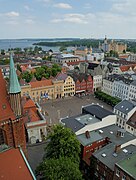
xmin=40 ymin=95 xmax=113 ymax=125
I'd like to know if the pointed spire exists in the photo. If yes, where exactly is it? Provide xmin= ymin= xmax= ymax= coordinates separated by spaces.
xmin=9 ymin=54 xmax=21 ymax=93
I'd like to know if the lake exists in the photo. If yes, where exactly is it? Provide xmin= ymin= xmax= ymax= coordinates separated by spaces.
xmin=0 ymin=39 xmax=60 ymax=51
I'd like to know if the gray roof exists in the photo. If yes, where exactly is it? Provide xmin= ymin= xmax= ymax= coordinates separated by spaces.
xmin=93 ymin=144 xmax=136 ymax=171
xmin=61 ymin=115 xmax=85 ymax=133
xmin=61 ymin=114 xmax=100 ymax=133
xmin=77 ymin=131 xmax=103 ymax=146
xmin=130 ymin=80 xmax=136 ymax=86
xmin=114 ymin=100 xmax=136 ymax=114
xmin=95 ymin=124 xmax=135 ymax=145
xmin=82 ymin=104 xmax=114 ymax=120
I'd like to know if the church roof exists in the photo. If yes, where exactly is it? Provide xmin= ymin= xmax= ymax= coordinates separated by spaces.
xmin=9 ymin=54 xmax=21 ymax=93
xmin=0 ymin=147 xmax=35 ymax=180
xmin=0 ymin=69 xmax=15 ymax=121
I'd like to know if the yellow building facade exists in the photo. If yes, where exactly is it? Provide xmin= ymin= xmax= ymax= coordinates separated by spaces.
xmin=21 ymin=75 xmax=75 ymax=102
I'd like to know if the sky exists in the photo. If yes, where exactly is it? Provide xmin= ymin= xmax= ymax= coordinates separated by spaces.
xmin=0 ymin=0 xmax=136 ymax=39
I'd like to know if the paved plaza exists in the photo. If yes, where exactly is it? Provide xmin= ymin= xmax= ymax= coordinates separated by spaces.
xmin=40 ymin=95 xmax=113 ymax=125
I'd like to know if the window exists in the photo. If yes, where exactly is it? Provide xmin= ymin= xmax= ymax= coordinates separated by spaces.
xmin=116 ymin=169 xmax=120 ymax=177
xmin=122 ymin=175 xmax=126 ymax=180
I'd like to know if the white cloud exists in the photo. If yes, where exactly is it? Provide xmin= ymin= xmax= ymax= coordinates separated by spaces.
xmin=51 ymin=13 xmax=95 ymax=24
xmin=54 ymin=3 xmax=72 ymax=9
xmin=24 ymin=5 xmax=31 ymax=11
xmin=84 ymin=3 xmax=92 ymax=9
xmin=5 ymin=20 xmax=18 ymax=25
xmin=6 ymin=11 xmax=19 ymax=17
xmin=111 ymin=0 xmax=136 ymax=14
xmin=25 ymin=19 xmax=35 ymax=24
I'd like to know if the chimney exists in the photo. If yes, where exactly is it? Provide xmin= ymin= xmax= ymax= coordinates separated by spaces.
xmin=114 ymin=145 xmax=121 ymax=153
xmin=85 ymin=131 xmax=90 ymax=139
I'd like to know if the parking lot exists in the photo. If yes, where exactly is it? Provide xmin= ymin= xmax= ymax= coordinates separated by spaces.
xmin=40 ymin=95 xmax=113 ymax=125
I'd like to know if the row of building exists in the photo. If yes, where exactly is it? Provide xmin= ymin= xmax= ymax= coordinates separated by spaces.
xmin=60 ymin=99 xmax=136 ymax=179
xmin=103 ymin=73 xmax=136 ymax=100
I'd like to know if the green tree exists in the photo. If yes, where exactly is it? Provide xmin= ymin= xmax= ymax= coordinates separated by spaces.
xmin=17 ymin=64 xmax=22 ymax=72
xmin=1 ymin=49 xmax=5 ymax=55
xmin=52 ymin=64 xmax=61 ymax=72
xmin=36 ymin=157 xmax=82 ymax=180
xmin=22 ymin=71 xmax=33 ymax=83
xmin=59 ymin=46 xmax=67 ymax=52
xmin=52 ymin=68 xmax=58 ymax=77
xmin=45 ymin=125 xmax=81 ymax=163
xmin=34 ymin=67 xmax=45 ymax=80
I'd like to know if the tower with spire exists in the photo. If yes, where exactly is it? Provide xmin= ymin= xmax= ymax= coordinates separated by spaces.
xmin=9 ymin=54 xmax=22 ymax=117
xmin=0 ymin=54 xmax=26 ymax=155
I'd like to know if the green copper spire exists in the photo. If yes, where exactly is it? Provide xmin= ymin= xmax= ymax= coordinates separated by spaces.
xmin=9 ymin=54 xmax=21 ymax=93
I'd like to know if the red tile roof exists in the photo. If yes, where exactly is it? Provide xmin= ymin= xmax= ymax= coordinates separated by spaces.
xmin=0 ymin=148 xmax=34 ymax=180
xmin=23 ymin=99 xmax=36 ymax=109
xmin=120 ymin=64 xmax=136 ymax=72
xmin=22 ymin=97 xmax=41 ymax=123
xmin=0 ymin=69 xmax=15 ymax=121
xmin=67 ymin=60 xmax=87 ymax=66
xmin=24 ymin=109 xmax=41 ymax=123
xmin=30 ymin=79 xmax=52 ymax=88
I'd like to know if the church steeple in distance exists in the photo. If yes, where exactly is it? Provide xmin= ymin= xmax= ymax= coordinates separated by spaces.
xmin=9 ymin=53 xmax=22 ymax=117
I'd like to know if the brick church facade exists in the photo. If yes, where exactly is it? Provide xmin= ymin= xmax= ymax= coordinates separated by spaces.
xmin=0 ymin=54 xmax=26 ymax=154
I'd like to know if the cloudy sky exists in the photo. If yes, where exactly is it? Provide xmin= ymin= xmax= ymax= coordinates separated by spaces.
xmin=0 ymin=0 xmax=136 ymax=39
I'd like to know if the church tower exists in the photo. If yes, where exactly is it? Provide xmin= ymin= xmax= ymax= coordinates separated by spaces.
xmin=0 ymin=54 xmax=27 ymax=155
xmin=9 ymin=54 xmax=22 ymax=116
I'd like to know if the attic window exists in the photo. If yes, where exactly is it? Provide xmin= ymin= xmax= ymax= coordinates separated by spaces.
xmin=126 ymin=108 xmax=128 ymax=111
xmin=121 ymin=106 xmax=124 ymax=108
xmin=110 ymin=131 xmax=113 ymax=134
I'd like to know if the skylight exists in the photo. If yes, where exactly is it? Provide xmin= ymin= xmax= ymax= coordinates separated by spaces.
xmin=123 ymin=149 xmax=128 ymax=153
xmin=101 ymin=153 xmax=106 ymax=157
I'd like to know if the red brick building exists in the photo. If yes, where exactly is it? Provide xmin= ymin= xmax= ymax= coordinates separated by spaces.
xmin=69 ymin=73 xmax=93 ymax=95
xmin=0 ymin=54 xmax=26 ymax=154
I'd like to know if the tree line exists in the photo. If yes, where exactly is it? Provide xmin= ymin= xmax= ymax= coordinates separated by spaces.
xmin=94 ymin=90 xmax=121 ymax=107
xmin=33 ymin=39 xmax=101 ymax=48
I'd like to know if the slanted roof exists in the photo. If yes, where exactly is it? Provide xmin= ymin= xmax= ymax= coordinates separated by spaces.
xmin=0 ymin=69 xmax=15 ymax=121
xmin=23 ymin=99 xmax=36 ymax=109
xmin=131 ymin=80 xmax=136 ymax=86
xmin=116 ymin=152 xmax=136 ymax=179
xmin=114 ymin=100 xmax=136 ymax=114
xmin=56 ymin=73 xmax=68 ymax=81
xmin=82 ymin=104 xmax=114 ymax=120
xmin=126 ymin=112 xmax=136 ymax=128
xmin=61 ymin=115 xmax=85 ymax=133
xmin=9 ymin=54 xmax=21 ymax=93
xmin=30 ymin=79 xmax=52 ymax=88
xmin=0 ymin=147 xmax=35 ymax=180
xmin=88 ymin=63 xmax=99 ymax=70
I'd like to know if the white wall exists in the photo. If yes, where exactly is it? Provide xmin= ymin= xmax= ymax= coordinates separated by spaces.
xmin=121 ymin=138 xmax=136 ymax=149
xmin=76 ymin=115 xmax=116 ymax=135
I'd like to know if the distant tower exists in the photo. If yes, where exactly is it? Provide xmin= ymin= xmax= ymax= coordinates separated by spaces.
xmin=9 ymin=54 xmax=22 ymax=117
xmin=104 ymin=35 xmax=108 ymax=44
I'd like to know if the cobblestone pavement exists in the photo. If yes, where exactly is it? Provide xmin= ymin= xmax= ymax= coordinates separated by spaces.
xmin=40 ymin=94 xmax=113 ymax=125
